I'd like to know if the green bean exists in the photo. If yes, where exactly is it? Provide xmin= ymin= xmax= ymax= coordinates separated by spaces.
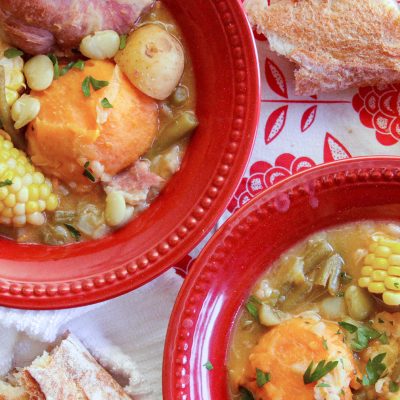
xmin=155 ymin=111 xmax=199 ymax=151
xmin=314 ymin=258 xmax=334 ymax=287
xmin=303 ymin=240 xmax=334 ymax=274
xmin=54 ymin=210 xmax=76 ymax=223
xmin=327 ymin=254 xmax=344 ymax=295
xmin=169 ymin=85 xmax=189 ymax=106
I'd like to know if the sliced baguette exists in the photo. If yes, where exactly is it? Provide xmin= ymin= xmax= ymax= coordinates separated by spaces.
xmin=245 ymin=0 xmax=400 ymax=95
xmin=0 ymin=380 xmax=29 ymax=400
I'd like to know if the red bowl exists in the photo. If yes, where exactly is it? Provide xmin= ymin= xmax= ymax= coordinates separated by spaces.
xmin=163 ymin=156 xmax=400 ymax=400
xmin=0 ymin=0 xmax=260 ymax=309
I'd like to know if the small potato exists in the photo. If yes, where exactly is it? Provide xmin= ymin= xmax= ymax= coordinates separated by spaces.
xmin=319 ymin=297 xmax=347 ymax=320
xmin=115 ymin=24 xmax=185 ymax=100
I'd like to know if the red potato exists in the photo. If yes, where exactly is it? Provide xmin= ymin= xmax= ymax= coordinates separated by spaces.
xmin=0 ymin=0 xmax=154 ymax=55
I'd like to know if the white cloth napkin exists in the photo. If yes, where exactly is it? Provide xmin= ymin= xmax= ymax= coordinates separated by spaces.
xmin=0 ymin=268 xmax=182 ymax=400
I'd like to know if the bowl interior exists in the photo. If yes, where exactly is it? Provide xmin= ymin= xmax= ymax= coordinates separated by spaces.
xmin=0 ymin=0 xmax=259 ymax=308
xmin=164 ymin=157 xmax=400 ymax=400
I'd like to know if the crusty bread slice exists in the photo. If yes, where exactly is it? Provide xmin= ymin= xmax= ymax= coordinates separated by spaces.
xmin=20 ymin=334 xmax=132 ymax=400
xmin=0 ymin=380 xmax=29 ymax=400
xmin=245 ymin=0 xmax=400 ymax=95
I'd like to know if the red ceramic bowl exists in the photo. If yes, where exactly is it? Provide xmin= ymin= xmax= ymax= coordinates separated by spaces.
xmin=0 ymin=0 xmax=259 ymax=309
xmin=163 ymin=156 xmax=400 ymax=400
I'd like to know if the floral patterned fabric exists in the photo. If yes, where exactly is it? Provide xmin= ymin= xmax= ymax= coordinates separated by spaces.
xmin=174 ymin=32 xmax=400 ymax=278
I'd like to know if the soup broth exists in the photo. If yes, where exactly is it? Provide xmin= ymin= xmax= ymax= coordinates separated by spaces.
xmin=0 ymin=1 xmax=196 ymax=245
xmin=228 ymin=221 xmax=400 ymax=400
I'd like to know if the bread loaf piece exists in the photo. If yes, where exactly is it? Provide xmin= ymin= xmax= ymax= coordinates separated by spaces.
xmin=0 ymin=334 xmax=132 ymax=400
xmin=245 ymin=0 xmax=400 ymax=95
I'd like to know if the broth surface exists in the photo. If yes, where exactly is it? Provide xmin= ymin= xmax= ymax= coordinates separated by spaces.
xmin=228 ymin=221 xmax=400 ymax=400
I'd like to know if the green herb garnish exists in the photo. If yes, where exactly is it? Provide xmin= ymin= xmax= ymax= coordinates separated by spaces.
xmin=256 ymin=368 xmax=270 ymax=387
xmin=390 ymin=381 xmax=399 ymax=393
xmin=316 ymin=383 xmax=330 ymax=388
xmin=90 ymin=76 xmax=109 ymax=90
xmin=60 ymin=60 xmax=85 ymax=76
xmin=83 ymin=161 xmax=95 ymax=182
xmin=101 ymin=97 xmax=113 ymax=108
xmin=73 ymin=59 xmax=85 ymax=71
xmin=339 ymin=321 xmax=383 ymax=351
xmin=4 ymin=48 xmax=23 ymax=59
xmin=0 ymin=179 xmax=12 ymax=187
xmin=82 ymin=76 xmax=91 ymax=97
xmin=303 ymin=360 xmax=338 ymax=384
xmin=361 ymin=353 xmax=386 ymax=386
xmin=48 ymin=54 xmax=60 ymax=79
xmin=119 ymin=34 xmax=127 ymax=50
xmin=239 ymin=387 xmax=254 ymax=400
xmin=322 ymin=338 xmax=328 ymax=350
xmin=245 ymin=296 xmax=259 ymax=320
xmin=64 ymin=224 xmax=81 ymax=241
xmin=338 ymin=321 xmax=358 ymax=334
xmin=203 ymin=361 xmax=213 ymax=371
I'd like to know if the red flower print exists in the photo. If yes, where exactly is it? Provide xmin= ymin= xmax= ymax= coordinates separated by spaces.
xmin=227 ymin=154 xmax=316 ymax=213
xmin=301 ymin=105 xmax=318 ymax=133
xmin=353 ymin=85 xmax=400 ymax=146
xmin=265 ymin=105 xmax=288 ymax=144
xmin=265 ymin=58 xmax=288 ymax=98
xmin=174 ymin=254 xmax=195 ymax=279
xmin=324 ymin=133 xmax=352 ymax=163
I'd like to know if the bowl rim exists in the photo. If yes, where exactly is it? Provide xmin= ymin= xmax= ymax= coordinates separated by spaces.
xmin=0 ymin=0 xmax=260 ymax=309
xmin=162 ymin=155 xmax=400 ymax=399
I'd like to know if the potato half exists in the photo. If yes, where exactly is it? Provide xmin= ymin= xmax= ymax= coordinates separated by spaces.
xmin=115 ymin=24 xmax=185 ymax=100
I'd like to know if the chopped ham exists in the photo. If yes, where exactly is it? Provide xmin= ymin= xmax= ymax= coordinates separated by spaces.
xmin=104 ymin=160 xmax=164 ymax=205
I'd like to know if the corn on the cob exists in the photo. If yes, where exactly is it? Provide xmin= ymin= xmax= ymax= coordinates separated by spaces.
xmin=0 ymin=133 xmax=58 ymax=227
xmin=359 ymin=236 xmax=400 ymax=306
xmin=0 ymin=54 xmax=25 ymax=106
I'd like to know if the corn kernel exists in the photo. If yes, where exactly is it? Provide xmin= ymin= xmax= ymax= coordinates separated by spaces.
xmin=28 ymin=184 xmax=39 ymax=200
xmin=388 ymin=266 xmax=400 ymax=277
xmin=46 ymin=194 xmax=58 ymax=211
xmin=4 ymin=193 xmax=16 ymax=208
xmin=368 ymin=282 xmax=386 ymax=294
xmin=372 ymin=270 xmax=387 ymax=282
xmin=358 ymin=277 xmax=372 ymax=288
xmin=373 ymin=257 xmax=389 ymax=270
xmin=26 ymin=201 xmax=38 ymax=214
xmin=39 ymin=184 xmax=50 ymax=199
xmin=383 ymin=291 xmax=400 ymax=306
xmin=389 ymin=255 xmax=400 ymax=266
xmin=361 ymin=266 xmax=373 ymax=276
xmin=365 ymin=254 xmax=375 ymax=265
xmin=0 ymin=136 xmax=58 ymax=226
xmin=375 ymin=245 xmax=391 ymax=258
xmin=385 ymin=276 xmax=400 ymax=291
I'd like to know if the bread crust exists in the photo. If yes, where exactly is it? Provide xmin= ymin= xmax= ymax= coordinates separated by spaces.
xmin=245 ymin=0 xmax=400 ymax=95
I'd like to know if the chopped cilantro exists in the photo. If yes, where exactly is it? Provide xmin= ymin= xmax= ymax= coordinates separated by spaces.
xmin=48 ymin=54 xmax=60 ymax=79
xmin=203 ymin=361 xmax=213 ymax=371
xmin=338 ymin=321 xmax=357 ymax=334
xmin=362 ymin=353 xmax=386 ymax=386
xmin=90 ymin=76 xmax=109 ymax=90
xmin=64 ymin=224 xmax=81 ymax=241
xmin=379 ymin=332 xmax=389 ymax=344
xmin=119 ymin=34 xmax=127 ymax=50
xmin=322 ymin=338 xmax=328 ymax=350
xmin=303 ymin=360 xmax=338 ymax=384
xmin=101 ymin=97 xmax=113 ymax=108
xmin=339 ymin=321 xmax=383 ymax=351
xmin=83 ymin=161 xmax=96 ymax=182
xmin=4 ymin=48 xmax=23 ymax=58
xmin=390 ymin=381 xmax=399 ymax=393
xmin=73 ymin=59 xmax=85 ymax=71
xmin=0 ymin=179 xmax=12 ymax=187
xmin=82 ymin=76 xmax=91 ymax=97
xmin=256 ymin=368 xmax=270 ymax=387
xmin=316 ymin=383 xmax=330 ymax=388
